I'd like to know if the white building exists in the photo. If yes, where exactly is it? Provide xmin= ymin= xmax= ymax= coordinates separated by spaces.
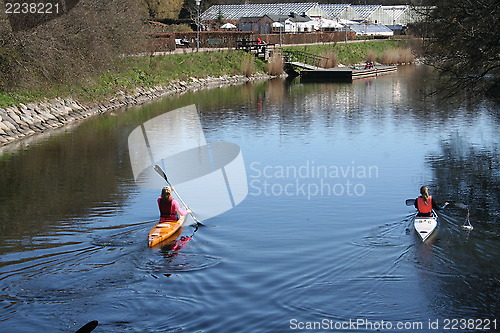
xmin=318 ymin=4 xmax=361 ymax=21
xmin=350 ymin=5 xmax=392 ymax=24
xmin=201 ymin=3 xmax=327 ymax=21
xmin=201 ymin=3 xmax=425 ymax=33
xmin=349 ymin=23 xmax=394 ymax=37
xmin=382 ymin=5 xmax=413 ymax=26
xmin=239 ymin=14 xmax=313 ymax=34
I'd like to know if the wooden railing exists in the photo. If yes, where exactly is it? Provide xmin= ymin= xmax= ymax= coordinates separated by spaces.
xmin=282 ymin=50 xmax=328 ymax=68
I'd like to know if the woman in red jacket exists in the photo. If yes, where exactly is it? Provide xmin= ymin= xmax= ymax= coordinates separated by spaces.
xmin=414 ymin=186 xmax=449 ymax=216
xmin=157 ymin=186 xmax=190 ymax=222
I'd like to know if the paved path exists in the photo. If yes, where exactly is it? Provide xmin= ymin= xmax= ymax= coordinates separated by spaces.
xmin=151 ymin=39 xmax=390 ymax=56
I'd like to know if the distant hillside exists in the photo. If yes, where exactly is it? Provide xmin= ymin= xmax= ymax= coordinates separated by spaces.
xmin=139 ymin=0 xmax=185 ymax=19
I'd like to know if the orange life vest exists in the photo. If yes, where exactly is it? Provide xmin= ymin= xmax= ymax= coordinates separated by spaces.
xmin=417 ymin=195 xmax=433 ymax=214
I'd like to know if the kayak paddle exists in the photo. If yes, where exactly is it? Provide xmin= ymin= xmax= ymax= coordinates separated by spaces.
xmin=75 ymin=320 xmax=98 ymax=333
xmin=448 ymin=202 xmax=467 ymax=209
xmin=405 ymin=199 xmax=415 ymax=206
xmin=153 ymin=164 xmax=203 ymax=227
xmin=406 ymin=199 xmax=473 ymax=231
xmin=449 ymin=202 xmax=473 ymax=230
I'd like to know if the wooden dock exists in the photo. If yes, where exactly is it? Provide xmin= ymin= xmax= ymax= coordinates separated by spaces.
xmin=282 ymin=50 xmax=397 ymax=82
xmin=300 ymin=66 xmax=398 ymax=83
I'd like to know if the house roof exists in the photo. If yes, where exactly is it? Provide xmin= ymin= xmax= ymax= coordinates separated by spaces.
xmin=279 ymin=13 xmax=311 ymax=22
xmin=265 ymin=14 xmax=290 ymax=23
xmin=201 ymin=3 xmax=321 ymax=20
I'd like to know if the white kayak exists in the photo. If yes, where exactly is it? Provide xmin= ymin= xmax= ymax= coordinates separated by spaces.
xmin=414 ymin=210 xmax=438 ymax=242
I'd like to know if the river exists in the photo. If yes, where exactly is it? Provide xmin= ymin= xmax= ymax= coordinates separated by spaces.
xmin=0 ymin=65 xmax=498 ymax=332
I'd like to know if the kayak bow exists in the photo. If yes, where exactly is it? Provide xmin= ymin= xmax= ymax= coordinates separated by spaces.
xmin=413 ymin=210 xmax=438 ymax=242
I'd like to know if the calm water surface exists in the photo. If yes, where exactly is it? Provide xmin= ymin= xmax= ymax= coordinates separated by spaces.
xmin=0 ymin=66 xmax=499 ymax=332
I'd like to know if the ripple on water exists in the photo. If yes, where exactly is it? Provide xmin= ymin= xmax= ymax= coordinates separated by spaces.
xmin=269 ymin=217 xmax=430 ymax=324
xmin=351 ymin=217 xmax=412 ymax=248
xmin=2 ymin=291 xmax=205 ymax=333
xmin=273 ymin=276 xmax=428 ymax=324
xmin=82 ymin=293 xmax=204 ymax=332
xmin=137 ymin=253 xmax=223 ymax=274
xmin=90 ymin=221 xmax=155 ymax=247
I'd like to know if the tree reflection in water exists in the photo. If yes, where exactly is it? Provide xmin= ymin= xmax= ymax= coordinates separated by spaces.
xmin=427 ymin=137 xmax=499 ymax=230
xmin=424 ymin=136 xmax=499 ymax=318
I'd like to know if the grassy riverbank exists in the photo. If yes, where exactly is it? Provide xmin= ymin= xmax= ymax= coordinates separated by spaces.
xmin=0 ymin=51 xmax=268 ymax=108
xmin=284 ymin=39 xmax=415 ymax=66
xmin=0 ymin=40 xmax=414 ymax=108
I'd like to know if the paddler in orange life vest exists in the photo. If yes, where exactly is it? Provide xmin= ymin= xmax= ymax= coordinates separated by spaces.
xmin=414 ymin=186 xmax=449 ymax=216
xmin=158 ymin=186 xmax=191 ymax=222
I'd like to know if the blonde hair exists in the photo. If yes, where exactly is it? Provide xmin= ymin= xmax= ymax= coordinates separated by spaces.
xmin=161 ymin=186 xmax=172 ymax=200
xmin=420 ymin=186 xmax=430 ymax=204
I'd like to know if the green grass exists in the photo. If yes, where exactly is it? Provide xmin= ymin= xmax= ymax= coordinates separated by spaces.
xmin=0 ymin=90 xmax=53 ymax=108
xmin=0 ymin=92 xmax=18 ymax=107
xmin=284 ymin=40 xmax=411 ymax=65
xmin=0 ymin=40 xmax=409 ymax=108
xmin=0 ymin=50 xmax=268 ymax=108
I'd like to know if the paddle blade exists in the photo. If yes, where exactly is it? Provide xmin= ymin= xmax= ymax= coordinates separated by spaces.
xmin=154 ymin=165 xmax=168 ymax=181
xmin=405 ymin=199 xmax=415 ymax=206
xmin=75 ymin=320 xmax=98 ymax=333
xmin=449 ymin=202 xmax=468 ymax=209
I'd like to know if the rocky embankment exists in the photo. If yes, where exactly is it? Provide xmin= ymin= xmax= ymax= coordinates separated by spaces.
xmin=0 ymin=74 xmax=270 ymax=147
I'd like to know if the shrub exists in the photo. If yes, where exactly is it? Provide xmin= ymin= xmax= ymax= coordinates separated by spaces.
xmin=398 ymin=48 xmax=415 ymax=64
xmin=267 ymin=52 xmax=284 ymax=75
xmin=241 ymin=55 xmax=255 ymax=77
xmin=320 ymin=51 xmax=338 ymax=68
xmin=365 ymin=51 xmax=377 ymax=63
xmin=380 ymin=49 xmax=399 ymax=65
xmin=379 ymin=48 xmax=415 ymax=65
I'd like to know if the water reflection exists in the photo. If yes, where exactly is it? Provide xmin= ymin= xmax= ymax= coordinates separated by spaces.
xmin=420 ymin=136 xmax=500 ymax=320
xmin=0 ymin=65 xmax=499 ymax=332
xmin=0 ymin=117 xmax=137 ymax=255
xmin=428 ymin=137 xmax=500 ymax=226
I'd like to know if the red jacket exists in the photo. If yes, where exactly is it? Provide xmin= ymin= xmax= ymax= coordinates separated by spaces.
xmin=416 ymin=196 xmax=433 ymax=214
xmin=157 ymin=198 xmax=187 ymax=221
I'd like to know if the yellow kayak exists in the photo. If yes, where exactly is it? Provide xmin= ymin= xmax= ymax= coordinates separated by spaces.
xmin=148 ymin=215 xmax=186 ymax=247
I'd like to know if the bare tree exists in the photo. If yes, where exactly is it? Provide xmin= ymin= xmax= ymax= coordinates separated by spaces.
xmin=1 ymin=0 xmax=145 ymax=90
xmin=411 ymin=0 xmax=500 ymax=100
xmin=142 ymin=0 xmax=162 ymax=19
